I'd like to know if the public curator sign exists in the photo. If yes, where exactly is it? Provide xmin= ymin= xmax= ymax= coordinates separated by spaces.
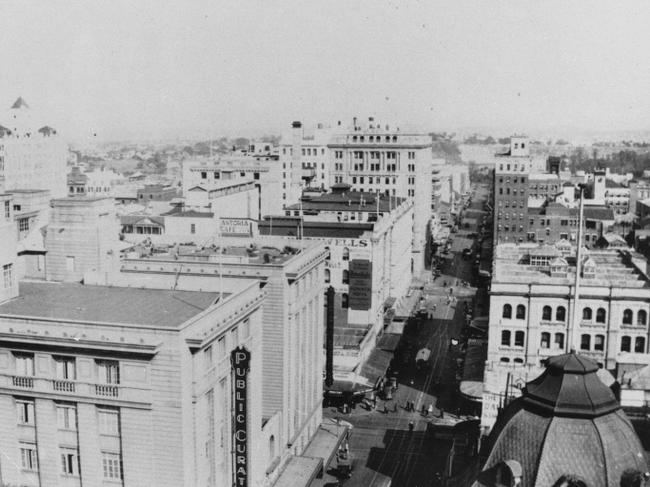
xmin=231 ymin=346 xmax=251 ymax=487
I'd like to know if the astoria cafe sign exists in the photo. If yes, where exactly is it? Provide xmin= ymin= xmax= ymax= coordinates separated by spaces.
xmin=231 ymin=347 xmax=251 ymax=487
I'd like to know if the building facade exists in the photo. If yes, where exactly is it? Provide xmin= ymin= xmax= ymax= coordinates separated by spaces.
xmin=0 ymin=98 xmax=68 ymax=198
xmin=0 ymin=279 xmax=266 ymax=487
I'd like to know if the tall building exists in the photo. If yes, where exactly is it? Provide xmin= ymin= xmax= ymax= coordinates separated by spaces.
xmin=87 ymin=239 xmax=329 ymax=484
xmin=259 ymin=188 xmax=414 ymax=382
xmin=0 ymin=278 xmax=266 ymax=487
xmin=474 ymin=353 xmax=648 ymax=487
xmin=0 ymin=98 xmax=68 ymax=198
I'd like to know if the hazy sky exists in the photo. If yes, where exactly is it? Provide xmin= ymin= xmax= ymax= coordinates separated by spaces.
xmin=2 ymin=1 xmax=650 ymax=141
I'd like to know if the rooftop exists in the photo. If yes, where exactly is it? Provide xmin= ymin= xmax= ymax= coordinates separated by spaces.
xmin=287 ymin=191 xmax=406 ymax=213
xmin=493 ymin=244 xmax=649 ymax=288
xmin=0 ymin=281 xmax=221 ymax=328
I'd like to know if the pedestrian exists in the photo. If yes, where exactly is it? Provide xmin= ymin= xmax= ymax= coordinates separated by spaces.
xmin=384 ymin=403 xmax=388 ymax=414
xmin=394 ymin=403 xmax=398 ymax=413
xmin=428 ymin=404 xmax=434 ymax=416
xmin=421 ymin=404 xmax=426 ymax=415
xmin=408 ymin=421 xmax=414 ymax=432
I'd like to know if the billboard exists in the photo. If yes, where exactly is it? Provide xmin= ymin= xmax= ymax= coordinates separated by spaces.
xmin=220 ymin=218 xmax=253 ymax=237
xmin=348 ymin=259 xmax=372 ymax=310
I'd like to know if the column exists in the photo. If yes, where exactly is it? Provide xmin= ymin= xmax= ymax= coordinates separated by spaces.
xmin=121 ymin=408 xmax=153 ymax=487
xmin=77 ymin=403 xmax=103 ymax=487
xmin=34 ymin=399 xmax=58 ymax=486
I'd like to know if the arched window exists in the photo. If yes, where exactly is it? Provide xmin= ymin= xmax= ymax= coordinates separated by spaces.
xmin=324 ymin=269 xmax=330 ymax=283
xmin=516 ymin=305 xmax=526 ymax=320
xmin=342 ymin=270 xmax=349 ymax=284
xmin=635 ymin=336 xmax=646 ymax=353
xmin=638 ymin=310 xmax=647 ymax=326
xmin=596 ymin=308 xmax=606 ymax=323
xmin=514 ymin=331 xmax=525 ymax=347
xmin=502 ymin=304 xmax=512 ymax=319
xmin=554 ymin=333 xmax=565 ymax=349
xmin=580 ymin=334 xmax=591 ymax=351
xmin=541 ymin=332 xmax=550 ymax=349
xmin=623 ymin=309 xmax=633 ymax=324
xmin=342 ymin=247 xmax=350 ymax=261
xmin=542 ymin=306 xmax=552 ymax=321
xmin=594 ymin=334 xmax=605 ymax=351
xmin=621 ymin=336 xmax=631 ymax=352
xmin=582 ymin=307 xmax=592 ymax=321
xmin=269 ymin=435 xmax=276 ymax=460
xmin=341 ymin=293 xmax=349 ymax=309
xmin=556 ymin=306 xmax=566 ymax=322
xmin=501 ymin=330 xmax=511 ymax=346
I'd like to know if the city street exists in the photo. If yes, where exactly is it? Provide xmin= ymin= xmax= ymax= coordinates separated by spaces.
xmin=317 ymin=184 xmax=490 ymax=487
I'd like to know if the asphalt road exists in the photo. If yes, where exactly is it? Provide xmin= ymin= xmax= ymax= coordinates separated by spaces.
xmin=317 ymin=184 xmax=491 ymax=487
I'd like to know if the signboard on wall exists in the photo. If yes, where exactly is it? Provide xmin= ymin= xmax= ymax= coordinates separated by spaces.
xmin=220 ymin=218 xmax=252 ymax=237
xmin=349 ymin=259 xmax=372 ymax=310
xmin=231 ymin=346 xmax=251 ymax=487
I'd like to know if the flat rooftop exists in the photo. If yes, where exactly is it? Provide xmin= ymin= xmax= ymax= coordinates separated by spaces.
xmin=493 ymin=245 xmax=649 ymax=288
xmin=287 ymin=191 xmax=406 ymax=213
xmin=131 ymin=243 xmax=302 ymax=265
xmin=0 ymin=281 xmax=221 ymax=328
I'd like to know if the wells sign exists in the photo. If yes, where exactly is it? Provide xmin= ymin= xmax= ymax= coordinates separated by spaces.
xmin=231 ymin=347 xmax=251 ymax=487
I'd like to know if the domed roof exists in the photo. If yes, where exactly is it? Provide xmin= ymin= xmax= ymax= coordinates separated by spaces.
xmin=473 ymin=353 xmax=648 ymax=487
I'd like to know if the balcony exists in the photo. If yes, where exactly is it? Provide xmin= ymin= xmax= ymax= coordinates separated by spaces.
xmin=0 ymin=374 xmax=150 ymax=407
xmin=12 ymin=376 xmax=34 ymax=388
xmin=53 ymin=380 xmax=75 ymax=393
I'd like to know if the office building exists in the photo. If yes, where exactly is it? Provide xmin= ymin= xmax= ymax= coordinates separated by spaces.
xmin=0 ymin=98 xmax=68 ymax=198
xmin=0 ymin=278 xmax=266 ymax=487
xmin=87 ymin=239 xmax=328 ymax=485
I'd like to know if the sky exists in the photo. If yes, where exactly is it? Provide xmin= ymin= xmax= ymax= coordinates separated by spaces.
xmin=2 ymin=1 xmax=650 ymax=142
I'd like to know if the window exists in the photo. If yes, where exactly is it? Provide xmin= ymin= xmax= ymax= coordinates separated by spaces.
xmin=516 ymin=305 xmax=525 ymax=320
xmin=18 ymin=218 xmax=29 ymax=232
xmin=342 ymin=270 xmax=349 ymax=284
xmin=342 ymin=247 xmax=350 ymax=261
xmin=500 ymin=357 xmax=510 ymax=363
xmin=102 ymin=452 xmax=122 ymax=480
xmin=556 ymin=306 xmax=566 ymax=322
xmin=502 ymin=304 xmax=512 ymax=319
xmin=4 ymin=200 xmax=9 ymax=218
xmin=594 ymin=335 xmax=605 ymax=351
xmin=98 ymin=408 xmax=119 ymax=436
xmin=554 ymin=333 xmax=564 ymax=349
xmin=580 ymin=334 xmax=591 ymax=351
xmin=269 ymin=435 xmax=276 ymax=460
xmin=596 ymin=308 xmax=606 ymax=323
xmin=201 ymin=172 xmax=207 ymax=179
xmin=501 ymin=330 xmax=511 ymax=346
xmin=638 ymin=310 xmax=647 ymax=326
xmin=17 ymin=400 xmax=34 ymax=425
xmin=20 ymin=443 xmax=38 ymax=471
xmin=621 ymin=336 xmax=631 ymax=352
xmin=623 ymin=309 xmax=633 ymax=324
xmin=541 ymin=332 xmax=550 ymax=349
xmin=15 ymin=353 xmax=34 ymax=376
xmin=635 ymin=337 xmax=646 ymax=353
xmin=582 ymin=307 xmax=592 ymax=321
xmin=61 ymin=448 xmax=78 ymax=475
xmin=324 ymin=269 xmax=330 ymax=283
xmin=341 ymin=293 xmax=348 ymax=309
xmin=542 ymin=306 xmax=552 ymax=321
xmin=54 ymin=356 xmax=76 ymax=380
xmin=96 ymin=360 xmax=119 ymax=384
xmin=190 ymin=223 xmax=196 ymax=234
xmin=514 ymin=331 xmax=525 ymax=347
xmin=3 ymin=263 xmax=13 ymax=289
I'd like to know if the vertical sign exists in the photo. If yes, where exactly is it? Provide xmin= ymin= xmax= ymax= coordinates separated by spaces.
xmin=231 ymin=347 xmax=251 ymax=487
xmin=348 ymin=259 xmax=373 ymax=310
xmin=325 ymin=286 xmax=335 ymax=387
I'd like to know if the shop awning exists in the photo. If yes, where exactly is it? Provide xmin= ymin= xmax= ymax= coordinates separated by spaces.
xmin=377 ymin=333 xmax=400 ymax=352
xmin=324 ymin=376 xmax=374 ymax=396
xmin=303 ymin=420 xmax=351 ymax=471
xmin=273 ymin=455 xmax=322 ymax=487
xmin=359 ymin=347 xmax=393 ymax=387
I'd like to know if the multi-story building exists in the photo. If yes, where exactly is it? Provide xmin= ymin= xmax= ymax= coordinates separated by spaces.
xmin=67 ymin=167 xmax=126 ymax=198
xmin=259 ymin=189 xmax=413 ymax=381
xmin=0 ymin=193 xmax=18 ymax=304
xmin=0 ymin=98 xmax=68 ymax=198
xmin=0 ymin=277 xmax=266 ymax=487
xmin=482 ymin=241 xmax=650 ymax=430
xmin=87 ymin=239 xmax=328 ymax=485
xmin=629 ymin=178 xmax=650 ymax=213
xmin=182 ymin=152 xmax=283 ymax=217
